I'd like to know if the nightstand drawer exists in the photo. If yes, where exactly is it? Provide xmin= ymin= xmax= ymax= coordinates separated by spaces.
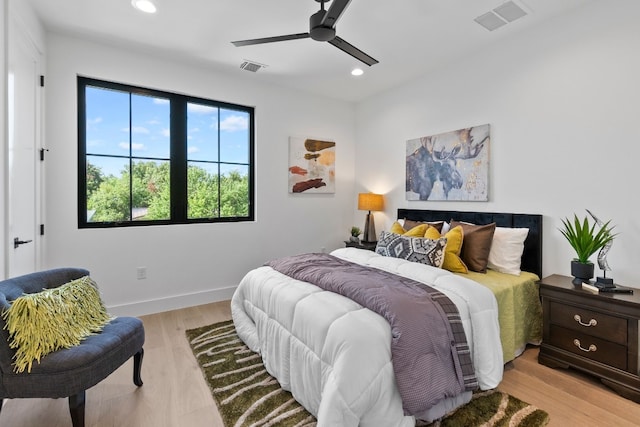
xmin=549 ymin=325 xmax=627 ymax=370
xmin=549 ymin=301 xmax=627 ymax=345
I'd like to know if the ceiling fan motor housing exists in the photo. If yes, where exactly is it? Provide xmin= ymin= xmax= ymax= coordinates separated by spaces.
xmin=309 ymin=10 xmax=336 ymax=41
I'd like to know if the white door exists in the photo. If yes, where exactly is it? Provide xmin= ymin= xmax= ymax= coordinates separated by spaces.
xmin=7 ymin=18 xmax=42 ymax=277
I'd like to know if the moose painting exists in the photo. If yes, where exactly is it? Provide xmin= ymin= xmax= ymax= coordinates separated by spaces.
xmin=406 ymin=124 xmax=490 ymax=201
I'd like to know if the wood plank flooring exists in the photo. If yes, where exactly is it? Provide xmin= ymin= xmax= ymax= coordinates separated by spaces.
xmin=2 ymin=300 xmax=639 ymax=426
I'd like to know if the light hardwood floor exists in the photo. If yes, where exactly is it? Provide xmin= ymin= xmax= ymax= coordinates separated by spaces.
xmin=2 ymin=300 xmax=640 ymax=426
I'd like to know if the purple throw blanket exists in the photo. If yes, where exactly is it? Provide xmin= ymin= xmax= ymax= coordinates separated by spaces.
xmin=267 ymin=253 xmax=477 ymax=416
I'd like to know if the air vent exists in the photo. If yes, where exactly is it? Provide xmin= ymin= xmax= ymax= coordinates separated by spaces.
xmin=474 ymin=1 xmax=528 ymax=31
xmin=494 ymin=1 xmax=527 ymax=22
xmin=474 ymin=12 xmax=507 ymax=31
xmin=240 ymin=60 xmax=267 ymax=72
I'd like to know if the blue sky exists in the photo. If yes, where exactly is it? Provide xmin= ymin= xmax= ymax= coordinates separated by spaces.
xmin=85 ymin=86 xmax=250 ymax=177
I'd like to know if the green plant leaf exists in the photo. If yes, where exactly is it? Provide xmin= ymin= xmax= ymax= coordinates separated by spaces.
xmin=559 ymin=213 xmax=616 ymax=263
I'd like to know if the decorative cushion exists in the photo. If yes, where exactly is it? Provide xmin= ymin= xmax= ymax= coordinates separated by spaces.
xmin=425 ymin=225 xmax=468 ymax=273
xmin=450 ymin=221 xmax=497 ymax=273
xmin=488 ymin=227 xmax=530 ymax=275
xmin=390 ymin=221 xmax=430 ymax=237
xmin=375 ymin=231 xmax=447 ymax=267
xmin=403 ymin=219 xmax=444 ymax=233
xmin=2 ymin=276 xmax=112 ymax=373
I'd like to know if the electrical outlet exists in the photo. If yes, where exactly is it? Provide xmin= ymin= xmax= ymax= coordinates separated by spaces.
xmin=137 ymin=267 xmax=147 ymax=280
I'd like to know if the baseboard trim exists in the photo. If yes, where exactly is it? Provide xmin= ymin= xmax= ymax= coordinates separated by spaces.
xmin=107 ymin=286 xmax=237 ymax=317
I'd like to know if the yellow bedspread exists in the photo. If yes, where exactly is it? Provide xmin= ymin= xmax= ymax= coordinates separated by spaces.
xmin=462 ymin=270 xmax=543 ymax=363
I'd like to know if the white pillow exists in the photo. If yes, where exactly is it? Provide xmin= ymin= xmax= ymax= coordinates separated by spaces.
xmin=487 ymin=227 xmax=529 ymax=275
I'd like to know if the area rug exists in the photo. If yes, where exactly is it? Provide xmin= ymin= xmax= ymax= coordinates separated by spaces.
xmin=186 ymin=320 xmax=549 ymax=427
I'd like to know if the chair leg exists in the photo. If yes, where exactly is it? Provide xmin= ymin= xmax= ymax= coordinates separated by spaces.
xmin=69 ymin=391 xmax=86 ymax=427
xmin=133 ymin=348 xmax=144 ymax=387
xmin=0 ymin=398 xmax=3 ymax=415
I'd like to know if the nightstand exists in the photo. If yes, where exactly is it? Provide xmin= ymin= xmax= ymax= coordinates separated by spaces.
xmin=344 ymin=240 xmax=377 ymax=251
xmin=538 ymin=274 xmax=640 ymax=402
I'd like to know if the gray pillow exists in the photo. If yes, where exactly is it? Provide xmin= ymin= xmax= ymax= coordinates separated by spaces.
xmin=375 ymin=231 xmax=447 ymax=267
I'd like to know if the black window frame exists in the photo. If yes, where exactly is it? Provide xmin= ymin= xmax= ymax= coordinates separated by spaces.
xmin=77 ymin=76 xmax=255 ymax=228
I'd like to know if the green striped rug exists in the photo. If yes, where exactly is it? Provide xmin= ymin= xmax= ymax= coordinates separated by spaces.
xmin=186 ymin=320 xmax=549 ymax=427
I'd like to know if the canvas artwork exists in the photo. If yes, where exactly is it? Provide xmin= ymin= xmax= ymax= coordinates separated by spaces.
xmin=288 ymin=137 xmax=336 ymax=193
xmin=406 ymin=124 xmax=490 ymax=201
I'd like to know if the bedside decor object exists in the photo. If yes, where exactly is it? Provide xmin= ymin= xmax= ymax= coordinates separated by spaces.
xmin=358 ymin=193 xmax=384 ymax=242
xmin=586 ymin=209 xmax=615 ymax=286
xmin=349 ymin=226 xmax=362 ymax=243
xmin=559 ymin=211 xmax=616 ymax=285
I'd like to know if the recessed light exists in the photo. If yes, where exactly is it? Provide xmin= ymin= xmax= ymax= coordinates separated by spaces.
xmin=132 ymin=0 xmax=157 ymax=14
xmin=351 ymin=68 xmax=364 ymax=76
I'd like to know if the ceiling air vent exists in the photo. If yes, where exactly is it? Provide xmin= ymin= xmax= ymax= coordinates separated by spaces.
xmin=474 ymin=1 xmax=528 ymax=31
xmin=240 ymin=60 xmax=266 ymax=72
xmin=493 ymin=1 xmax=528 ymax=22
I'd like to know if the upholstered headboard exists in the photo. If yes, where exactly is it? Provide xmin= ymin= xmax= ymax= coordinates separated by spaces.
xmin=397 ymin=208 xmax=543 ymax=278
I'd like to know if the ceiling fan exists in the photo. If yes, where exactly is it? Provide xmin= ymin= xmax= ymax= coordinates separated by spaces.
xmin=231 ymin=0 xmax=378 ymax=66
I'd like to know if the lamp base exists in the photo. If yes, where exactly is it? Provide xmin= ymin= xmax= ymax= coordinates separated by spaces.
xmin=363 ymin=211 xmax=377 ymax=242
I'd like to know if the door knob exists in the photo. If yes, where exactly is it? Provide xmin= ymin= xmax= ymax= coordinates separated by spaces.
xmin=13 ymin=238 xmax=33 ymax=249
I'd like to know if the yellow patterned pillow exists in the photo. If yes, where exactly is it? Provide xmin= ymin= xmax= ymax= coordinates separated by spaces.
xmin=390 ymin=221 xmax=429 ymax=237
xmin=2 ymin=276 xmax=112 ymax=373
xmin=426 ymin=225 xmax=468 ymax=273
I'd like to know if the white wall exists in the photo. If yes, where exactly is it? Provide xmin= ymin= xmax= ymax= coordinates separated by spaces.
xmin=355 ymin=0 xmax=640 ymax=286
xmin=0 ymin=0 xmax=7 ymax=279
xmin=44 ymin=34 xmax=356 ymax=315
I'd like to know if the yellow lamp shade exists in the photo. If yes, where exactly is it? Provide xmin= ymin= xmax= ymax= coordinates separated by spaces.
xmin=358 ymin=193 xmax=384 ymax=212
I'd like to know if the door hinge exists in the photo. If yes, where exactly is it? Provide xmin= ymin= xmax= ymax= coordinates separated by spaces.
xmin=40 ymin=224 xmax=45 ymax=236
xmin=40 ymin=148 xmax=49 ymax=161
xmin=40 ymin=75 xmax=44 ymax=87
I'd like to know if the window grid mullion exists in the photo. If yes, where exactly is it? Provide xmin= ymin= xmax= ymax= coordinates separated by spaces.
xmin=217 ymin=108 xmax=222 ymax=218
xmin=170 ymin=97 xmax=188 ymax=222
xmin=129 ymin=93 xmax=134 ymax=222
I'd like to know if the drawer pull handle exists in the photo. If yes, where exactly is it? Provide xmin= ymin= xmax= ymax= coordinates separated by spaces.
xmin=574 ymin=314 xmax=597 ymax=327
xmin=573 ymin=339 xmax=597 ymax=353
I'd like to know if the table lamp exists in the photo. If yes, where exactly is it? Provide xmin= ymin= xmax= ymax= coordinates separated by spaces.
xmin=358 ymin=193 xmax=384 ymax=242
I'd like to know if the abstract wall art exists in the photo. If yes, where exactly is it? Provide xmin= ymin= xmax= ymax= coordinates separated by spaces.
xmin=406 ymin=124 xmax=490 ymax=201
xmin=288 ymin=137 xmax=336 ymax=193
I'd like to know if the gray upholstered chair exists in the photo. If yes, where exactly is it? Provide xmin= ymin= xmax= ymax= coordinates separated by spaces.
xmin=0 ymin=268 xmax=145 ymax=427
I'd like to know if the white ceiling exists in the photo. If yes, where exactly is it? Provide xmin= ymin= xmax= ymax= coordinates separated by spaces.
xmin=26 ymin=0 xmax=592 ymax=102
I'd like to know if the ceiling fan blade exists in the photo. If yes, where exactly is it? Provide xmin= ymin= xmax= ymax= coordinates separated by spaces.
xmin=321 ymin=0 xmax=352 ymax=27
xmin=328 ymin=36 xmax=378 ymax=66
xmin=232 ymin=33 xmax=310 ymax=47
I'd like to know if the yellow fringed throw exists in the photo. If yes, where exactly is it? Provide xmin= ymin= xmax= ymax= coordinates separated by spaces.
xmin=2 ymin=276 xmax=112 ymax=373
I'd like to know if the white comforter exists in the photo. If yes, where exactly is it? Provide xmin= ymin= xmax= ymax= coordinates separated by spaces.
xmin=231 ymin=248 xmax=503 ymax=426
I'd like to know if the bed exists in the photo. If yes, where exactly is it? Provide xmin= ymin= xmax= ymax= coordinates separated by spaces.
xmin=398 ymin=208 xmax=544 ymax=363
xmin=231 ymin=209 xmax=543 ymax=426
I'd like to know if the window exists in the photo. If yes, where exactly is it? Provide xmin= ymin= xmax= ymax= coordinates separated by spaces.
xmin=78 ymin=77 xmax=254 ymax=228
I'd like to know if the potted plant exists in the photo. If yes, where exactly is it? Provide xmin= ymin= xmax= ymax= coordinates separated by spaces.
xmin=559 ymin=213 xmax=616 ymax=285
xmin=349 ymin=226 xmax=362 ymax=243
